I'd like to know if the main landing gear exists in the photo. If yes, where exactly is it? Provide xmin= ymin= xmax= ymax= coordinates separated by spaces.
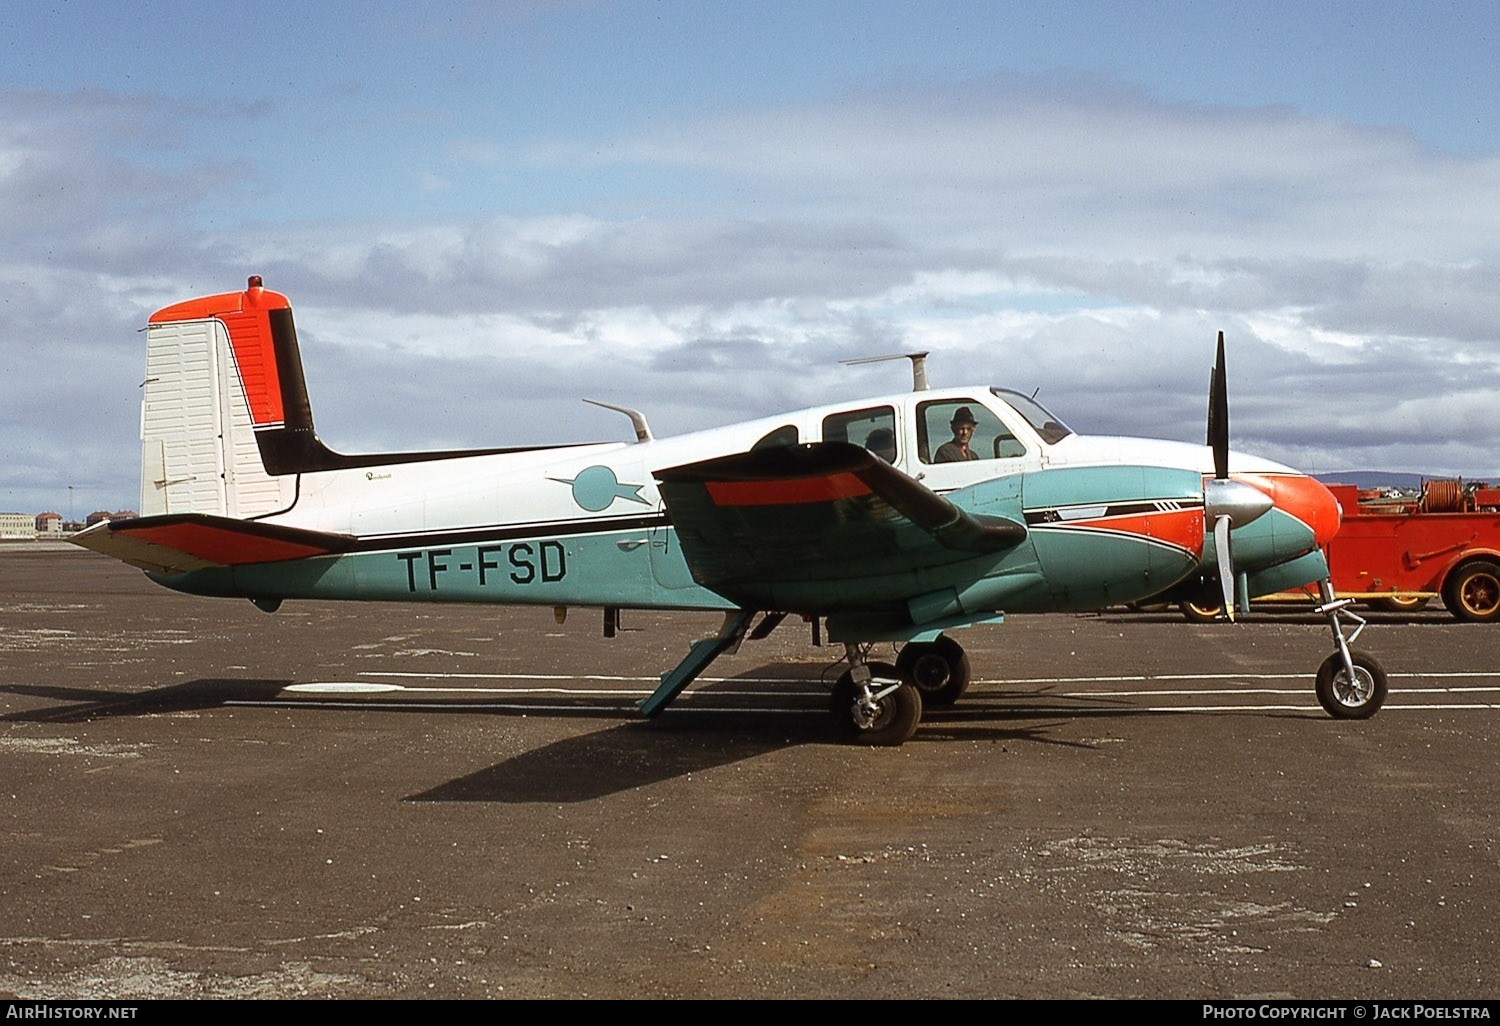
xmin=830 ymin=645 xmax=924 ymax=746
xmin=645 ymin=615 xmax=963 ymax=746
xmin=895 ymin=635 xmax=972 ymax=707
xmin=1312 ymin=578 xmax=1388 ymax=719
xmin=830 ymin=634 xmax=973 ymax=746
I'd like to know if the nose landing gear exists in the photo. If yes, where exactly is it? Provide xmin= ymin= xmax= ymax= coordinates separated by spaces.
xmin=1312 ymin=578 xmax=1388 ymax=719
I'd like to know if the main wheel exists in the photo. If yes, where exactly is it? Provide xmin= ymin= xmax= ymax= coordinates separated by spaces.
xmin=895 ymin=636 xmax=971 ymax=707
xmin=1314 ymin=650 xmax=1388 ymax=719
xmin=1442 ymin=561 xmax=1500 ymax=623
xmin=830 ymin=661 xmax=923 ymax=746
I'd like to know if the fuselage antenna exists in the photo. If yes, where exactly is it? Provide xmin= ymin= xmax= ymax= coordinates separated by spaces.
xmin=583 ymin=399 xmax=654 ymax=442
xmin=840 ymin=351 xmax=931 ymax=392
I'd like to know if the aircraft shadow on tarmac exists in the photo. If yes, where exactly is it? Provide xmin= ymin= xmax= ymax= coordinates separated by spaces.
xmin=408 ymin=716 xmax=827 ymax=804
xmin=406 ymin=712 xmax=1113 ymax=804
xmin=3 ymin=668 xmax=1297 ymax=804
xmin=0 ymin=678 xmax=294 ymax=723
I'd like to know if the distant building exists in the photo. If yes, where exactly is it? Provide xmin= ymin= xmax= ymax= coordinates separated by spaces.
xmin=0 ymin=513 xmax=35 ymax=539
xmin=112 ymin=510 xmax=138 ymax=520
xmin=85 ymin=510 xmax=113 ymax=527
xmin=36 ymin=512 xmax=63 ymax=534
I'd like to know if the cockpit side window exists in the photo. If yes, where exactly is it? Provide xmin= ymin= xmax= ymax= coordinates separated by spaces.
xmin=917 ymin=399 xmax=1026 ymax=464
xmin=991 ymin=388 xmax=1073 ymax=444
xmin=822 ymin=406 xmax=898 ymax=463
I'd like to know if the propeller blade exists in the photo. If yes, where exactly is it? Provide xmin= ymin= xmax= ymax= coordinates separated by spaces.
xmin=1207 ymin=331 xmax=1229 ymax=480
xmin=1214 ymin=514 xmax=1235 ymax=621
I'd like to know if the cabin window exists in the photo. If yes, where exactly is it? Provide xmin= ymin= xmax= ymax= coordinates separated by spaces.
xmin=822 ymin=406 xmax=898 ymax=463
xmin=917 ymin=400 xmax=1025 ymax=464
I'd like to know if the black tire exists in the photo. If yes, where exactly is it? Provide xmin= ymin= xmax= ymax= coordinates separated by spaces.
xmin=830 ymin=661 xmax=923 ymax=746
xmin=1179 ymin=598 xmax=1224 ymax=623
xmin=1442 ymin=560 xmax=1500 ymax=623
xmin=895 ymin=636 xmax=971 ymax=707
xmin=1315 ymin=650 xmax=1388 ymax=719
xmin=1370 ymin=595 xmax=1429 ymax=613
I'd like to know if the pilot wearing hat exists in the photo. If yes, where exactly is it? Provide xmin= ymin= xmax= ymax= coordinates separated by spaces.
xmin=935 ymin=406 xmax=980 ymax=462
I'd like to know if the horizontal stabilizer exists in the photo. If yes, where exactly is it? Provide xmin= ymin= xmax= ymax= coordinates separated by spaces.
xmin=71 ymin=514 xmax=355 ymax=574
xmin=655 ymin=442 xmax=1026 ymax=605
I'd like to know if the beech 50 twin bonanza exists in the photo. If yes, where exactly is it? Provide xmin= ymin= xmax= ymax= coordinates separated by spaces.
xmin=74 ymin=277 xmax=1387 ymax=744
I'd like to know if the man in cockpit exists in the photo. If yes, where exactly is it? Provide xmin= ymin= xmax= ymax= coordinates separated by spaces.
xmin=934 ymin=407 xmax=979 ymax=462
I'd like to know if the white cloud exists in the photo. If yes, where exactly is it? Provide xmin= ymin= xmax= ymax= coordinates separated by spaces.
xmin=7 ymin=73 xmax=1500 ymax=515
xmin=584 ymin=77 xmax=1500 ymax=262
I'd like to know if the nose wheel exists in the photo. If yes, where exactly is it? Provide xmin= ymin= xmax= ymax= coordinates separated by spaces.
xmin=1313 ymin=578 xmax=1387 ymax=719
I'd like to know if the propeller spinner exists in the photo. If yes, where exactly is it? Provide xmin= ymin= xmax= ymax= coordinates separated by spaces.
xmin=1202 ymin=332 xmax=1273 ymax=619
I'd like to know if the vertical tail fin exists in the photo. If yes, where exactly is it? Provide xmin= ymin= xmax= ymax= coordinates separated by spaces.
xmin=140 ymin=276 xmax=530 ymax=517
xmin=140 ymin=276 xmax=320 ymax=517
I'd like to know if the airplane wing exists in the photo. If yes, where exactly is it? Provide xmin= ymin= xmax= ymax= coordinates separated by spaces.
xmin=71 ymin=514 xmax=356 ymax=574
xmin=655 ymin=442 xmax=1026 ymax=607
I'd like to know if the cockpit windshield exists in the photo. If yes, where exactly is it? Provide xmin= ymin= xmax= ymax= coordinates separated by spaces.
xmin=991 ymin=388 xmax=1073 ymax=445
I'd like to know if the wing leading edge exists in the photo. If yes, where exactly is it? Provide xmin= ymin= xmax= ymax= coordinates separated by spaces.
xmin=655 ymin=442 xmax=1027 ymax=608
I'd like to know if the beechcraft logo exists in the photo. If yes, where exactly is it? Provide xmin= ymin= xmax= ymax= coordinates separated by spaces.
xmin=552 ymin=465 xmax=651 ymax=512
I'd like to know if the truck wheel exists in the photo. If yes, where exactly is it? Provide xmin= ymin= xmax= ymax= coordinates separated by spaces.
xmin=1178 ymin=599 xmax=1224 ymax=623
xmin=1370 ymin=595 xmax=1429 ymax=613
xmin=1315 ymin=650 xmax=1387 ymax=719
xmin=1442 ymin=560 xmax=1500 ymax=623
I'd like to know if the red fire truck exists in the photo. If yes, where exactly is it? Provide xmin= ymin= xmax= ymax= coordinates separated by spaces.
xmin=1178 ymin=479 xmax=1500 ymax=622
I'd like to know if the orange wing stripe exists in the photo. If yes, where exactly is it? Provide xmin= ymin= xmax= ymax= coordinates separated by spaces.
xmin=706 ymin=472 xmax=872 ymax=506
xmin=125 ymin=522 xmax=335 ymax=565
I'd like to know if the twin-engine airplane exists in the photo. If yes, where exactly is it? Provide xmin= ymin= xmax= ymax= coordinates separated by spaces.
xmin=74 ymin=277 xmax=1387 ymax=744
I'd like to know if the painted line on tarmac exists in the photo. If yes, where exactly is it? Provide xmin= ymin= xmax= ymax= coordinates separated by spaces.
xmin=294 ymin=681 xmax=827 ymax=698
xmin=236 ymin=697 xmax=1500 ymax=717
xmin=230 ymin=699 xmax=815 ymax=715
xmin=276 ymin=678 xmax=1500 ymax=713
xmin=354 ymin=669 xmax=1500 ymax=684
xmin=945 ymin=702 xmax=1500 ymax=715
xmin=355 ymin=671 xmax=824 ymax=685
xmin=310 ymin=680 xmax=1500 ymax=701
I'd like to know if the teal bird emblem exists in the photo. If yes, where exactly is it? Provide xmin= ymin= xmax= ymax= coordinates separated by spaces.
xmin=556 ymin=465 xmax=650 ymax=512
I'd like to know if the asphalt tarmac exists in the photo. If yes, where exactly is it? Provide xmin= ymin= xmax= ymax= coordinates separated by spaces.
xmin=2 ymin=545 xmax=1498 ymax=999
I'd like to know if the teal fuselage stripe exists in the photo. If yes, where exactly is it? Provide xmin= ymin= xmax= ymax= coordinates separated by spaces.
xmin=147 ymin=464 xmax=1327 ymax=619
xmin=151 ymin=528 xmax=736 ymax=611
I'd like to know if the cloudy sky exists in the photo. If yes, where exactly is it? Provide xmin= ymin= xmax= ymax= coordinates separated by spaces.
xmin=5 ymin=1 xmax=1499 ymax=516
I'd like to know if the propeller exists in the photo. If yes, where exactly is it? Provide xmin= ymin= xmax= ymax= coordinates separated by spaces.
xmin=1201 ymin=332 xmax=1273 ymax=620
xmin=1208 ymin=331 xmax=1229 ymax=479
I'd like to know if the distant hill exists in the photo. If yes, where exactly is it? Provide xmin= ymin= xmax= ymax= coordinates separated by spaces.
xmin=1314 ymin=471 xmax=1494 ymax=490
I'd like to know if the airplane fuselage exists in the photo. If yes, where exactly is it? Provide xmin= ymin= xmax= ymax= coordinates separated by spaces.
xmin=146 ymin=385 xmax=1335 ymax=638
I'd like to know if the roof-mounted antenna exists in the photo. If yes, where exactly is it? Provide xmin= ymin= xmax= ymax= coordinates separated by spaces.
xmin=583 ymin=398 xmax=654 ymax=442
xmin=840 ymin=351 xmax=931 ymax=392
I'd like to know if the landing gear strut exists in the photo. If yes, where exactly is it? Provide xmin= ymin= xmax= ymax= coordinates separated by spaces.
xmin=830 ymin=644 xmax=923 ymax=746
xmin=1312 ymin=578 xmax=1388 ymax=719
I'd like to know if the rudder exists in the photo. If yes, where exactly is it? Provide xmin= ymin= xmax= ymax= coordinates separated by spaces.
xmin=140 ymin=277 xmax=305 ymax=518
